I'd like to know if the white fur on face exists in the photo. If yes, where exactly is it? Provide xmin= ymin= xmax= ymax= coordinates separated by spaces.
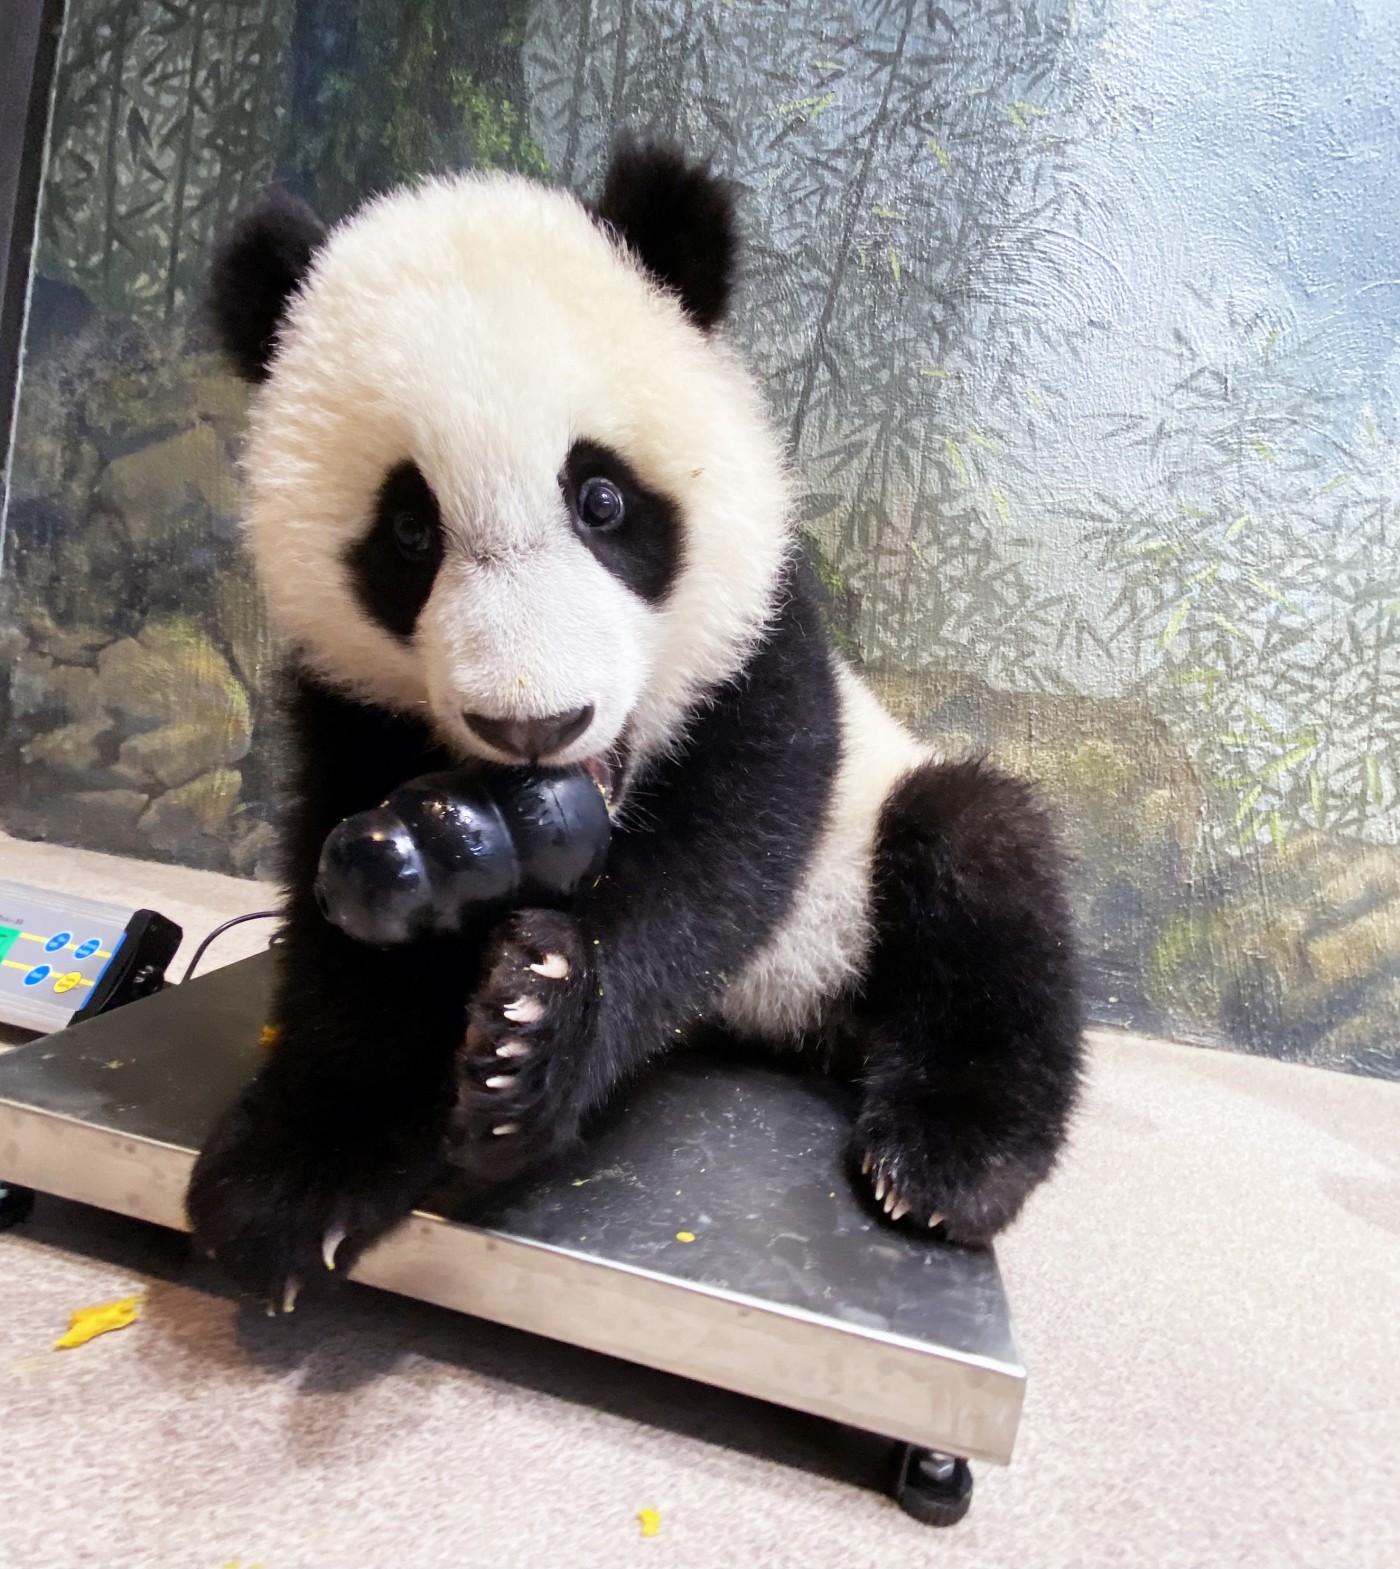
xmin=420 ymin=543 xmax=652 ymax=765
xmin=240 ymin=172 xmax=791 ymax=768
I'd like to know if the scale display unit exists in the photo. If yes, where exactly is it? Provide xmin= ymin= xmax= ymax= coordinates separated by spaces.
xmin=0 ymin=947 xmax=1026 ymax=1525
xmin=0 ymin=880 xmax=182 ymax=1034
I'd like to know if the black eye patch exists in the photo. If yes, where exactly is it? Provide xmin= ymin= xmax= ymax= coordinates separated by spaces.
xmin=560 ymin=440 xmax=682 ymax=603
xmin=347 ymin=460 xmax=444 ymax=640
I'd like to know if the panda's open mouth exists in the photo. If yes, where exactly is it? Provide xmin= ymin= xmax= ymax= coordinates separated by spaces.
xmin=580 ymin=735 xmax=632 ymax=813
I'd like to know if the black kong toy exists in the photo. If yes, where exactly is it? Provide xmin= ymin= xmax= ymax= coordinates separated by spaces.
xmin=314 ymin=767 xmax=611 ymax=946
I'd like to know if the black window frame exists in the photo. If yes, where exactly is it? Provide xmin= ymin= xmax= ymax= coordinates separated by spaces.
xmin=0 ymin=0 xmax=63 ymax=525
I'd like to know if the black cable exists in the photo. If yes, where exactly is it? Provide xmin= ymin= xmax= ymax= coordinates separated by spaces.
xmin=181 ymin=910 xmax=281 ymax=983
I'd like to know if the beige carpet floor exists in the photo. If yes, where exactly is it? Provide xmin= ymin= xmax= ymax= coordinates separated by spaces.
xmin=1 ymin=830 xmax=1398 ymax=1568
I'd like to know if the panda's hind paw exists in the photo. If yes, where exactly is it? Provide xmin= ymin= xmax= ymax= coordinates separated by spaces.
xmin=855 ymin=1148 xmax=935 ymax=1230
xmin=851 ymin=1096 xmax=1055 ymax=1245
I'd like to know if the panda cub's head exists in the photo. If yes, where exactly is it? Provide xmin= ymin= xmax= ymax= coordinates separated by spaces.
xmin=210 ymin=145 xmax=790 ymax=796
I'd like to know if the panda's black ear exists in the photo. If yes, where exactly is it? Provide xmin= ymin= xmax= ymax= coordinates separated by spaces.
xmin=595 ymin=142 xmax=738 ymax=332
xmin=207 ymin=189 xmax=327 ymax=382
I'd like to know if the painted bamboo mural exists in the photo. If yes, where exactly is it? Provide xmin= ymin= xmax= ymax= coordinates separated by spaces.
xmin=4 ymin=0 xmax=1399 ymax=1077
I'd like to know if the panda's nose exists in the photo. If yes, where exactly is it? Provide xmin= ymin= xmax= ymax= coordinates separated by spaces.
xmin=462 ymin=706 xmax=594 ymax=762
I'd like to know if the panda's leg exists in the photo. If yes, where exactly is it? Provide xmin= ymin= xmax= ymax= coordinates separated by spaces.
xmin=186 ymin=673 xmax=472 ymax=1307
xmin=848 ymin=757 xmax=1082 ymax=1243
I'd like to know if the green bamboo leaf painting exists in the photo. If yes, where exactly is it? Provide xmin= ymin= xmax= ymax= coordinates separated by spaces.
xmin=1261 ymin=741 xmax=1316 ymax=778
xmin=774 ymin=91 xmax=836 ymax=120
xmin=1161 ymin=597 xmax=1193 ymax=648
xmin=1234 ymin=785 xmax=1264 ymax=824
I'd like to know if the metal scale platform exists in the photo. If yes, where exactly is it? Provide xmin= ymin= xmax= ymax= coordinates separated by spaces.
xmin=0 ymin=951 xmax=1024 ymax=1525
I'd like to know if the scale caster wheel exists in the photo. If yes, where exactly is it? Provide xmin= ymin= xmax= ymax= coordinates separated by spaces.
xmin=893 ymin=1444 xmax=973 ymax=1527
xmin=0 ymin=1181 xmax=36 ymax=1232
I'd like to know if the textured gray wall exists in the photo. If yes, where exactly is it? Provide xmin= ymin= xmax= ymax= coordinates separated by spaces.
xmin=3 ymin=0 xmax=1399 ymax=1076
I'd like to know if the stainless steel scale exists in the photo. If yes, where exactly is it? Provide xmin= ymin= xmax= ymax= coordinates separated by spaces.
xmin=0 ymin=951 xmax=1025 ymax=1525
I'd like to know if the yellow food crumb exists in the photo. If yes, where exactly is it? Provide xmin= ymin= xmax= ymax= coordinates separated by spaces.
xmin=257 ymin=1023 xmax=281 ymax=1051
xmin=638 ymin=1508 xmax=661 ymax=1538
xmin=53 ymin=1293 xmax=144 ymax=1350
xmin=675 ymin=1231 xmax=695 ymax=1243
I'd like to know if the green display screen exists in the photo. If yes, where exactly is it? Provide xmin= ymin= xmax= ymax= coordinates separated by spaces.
xmin=0 ymin=925 xmax=19 ymax=964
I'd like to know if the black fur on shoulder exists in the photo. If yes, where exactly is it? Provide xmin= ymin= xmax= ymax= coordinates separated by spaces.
xmin=851 ymin=758 xmax=1083 ymax=1244
xmin=207 ymin=189 xmax=327 ymax=382
xmin=594 ymin=142 xmax=738 ymax=331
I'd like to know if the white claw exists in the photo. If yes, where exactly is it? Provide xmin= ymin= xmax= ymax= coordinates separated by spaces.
xmin=503 ymin=996 xmax=544 ymax=1024
xmin=861 ymin=1151 xmax=873 ymax=1175
xmin=530 ymin=953 xmax=570 ymax=979
xmin=282 ymin=1278 xmax=301 ymax=1314
xmin=874 ymin=1176 xmax=887 ymax=1203
xmin=496 ymin=1039 xmax=531 ymax=1059
xmin=492 ymin=1122 xmax=521 ymax=1136
xmin=890 ymin=1198 xmax=912 ymax=1222
xmin=928 ymin=1212 xmax=945 ymax=1229
xmin=883 ymin=1189 xmax=897 ymax=1215
xmin=323 ymin=1225 xmax=347 ymax=1272
xmin=484 ymin=1074 xmax=516 ymax=1089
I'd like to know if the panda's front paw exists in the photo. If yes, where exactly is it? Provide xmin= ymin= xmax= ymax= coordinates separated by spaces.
xmin=187 ymin=1082 xmax=442 ymax=1310
xmin=448 ymin=908 xmax=592 ymax=1183
xmin=852 ymin=1095 xmax=1057 ymax=1245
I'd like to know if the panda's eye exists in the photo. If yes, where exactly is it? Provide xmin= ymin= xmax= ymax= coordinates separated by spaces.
xmin=577 ymin=476 xmax=625 ymax=531
xmin=392 ymin=509 xmax=436 ymax=561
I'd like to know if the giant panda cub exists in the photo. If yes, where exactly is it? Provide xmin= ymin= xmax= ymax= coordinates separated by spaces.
xmin=188 ymin=143 xmax=1082 ymax=1306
